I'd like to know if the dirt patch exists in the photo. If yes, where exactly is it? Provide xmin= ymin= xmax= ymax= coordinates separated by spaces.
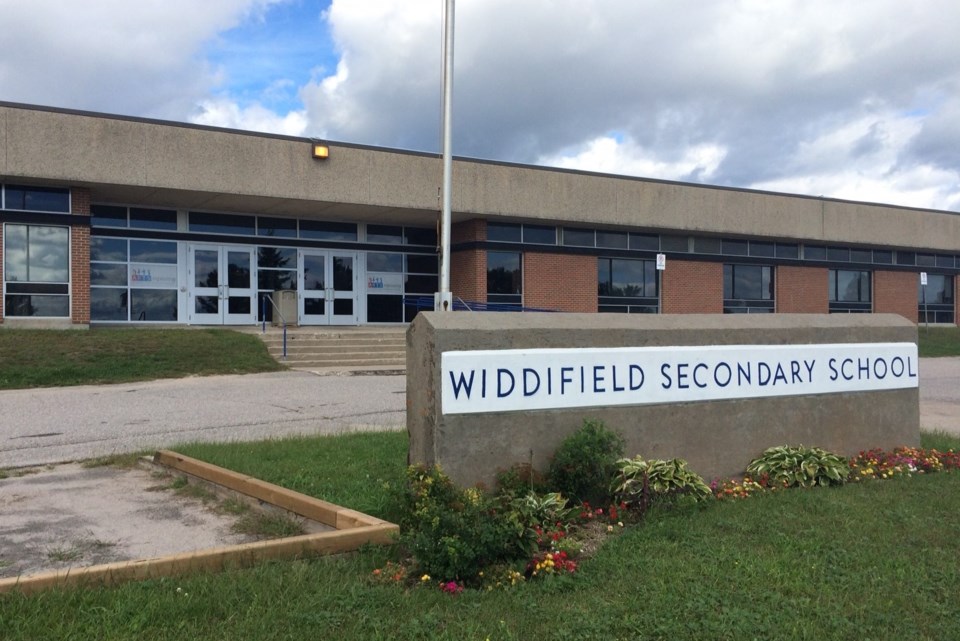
xmin=0 ymin=462 xmax=309 ymax=580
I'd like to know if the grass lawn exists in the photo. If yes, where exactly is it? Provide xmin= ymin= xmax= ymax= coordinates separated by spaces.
xmin=918 ymin=326 xmax=960 ymax=357
xmin=0 ymin=328 xmax=283 ymax=390
xmin=2 ymin=431 xmax=959 ymax=641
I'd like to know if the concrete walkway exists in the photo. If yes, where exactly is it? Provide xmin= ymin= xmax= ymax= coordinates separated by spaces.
xmin=0 ymin=371 xmax=405 ymax=469
xmin=1 ymin=357 xmax=958 ymax=470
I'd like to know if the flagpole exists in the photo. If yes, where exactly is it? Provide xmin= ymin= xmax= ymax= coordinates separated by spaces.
xmin=436 ymin=0 xmax=455 ymax=312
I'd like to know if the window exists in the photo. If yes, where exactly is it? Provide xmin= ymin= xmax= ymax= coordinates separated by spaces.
xmin=258 ymin=217 xmax=298 ymax=238
xmin=367 ymin=225 xmax=403 ymax=244
xmin=598 ymin=258 xmax=658 ymax=313
xmin=919 ymin=274 xmax=955 ymax=324
xmin=723 ymin=264 xmax=774 ymax=313
xmin=299 ymin=220 xmax=357 ymax=242
xmin=562 ymin=227 xmax=595 ymax=247
xmin=523 ymin=225 xmax=556 ymax=245
xmin=189 ymin=212 xmax=255 ymax=236
xmin=829 ymin=269 xmax=871 ymax=313
xmin=4 ymin=224 xmax=70 ymax=317
xmin=90 ymin=235 xmax=178 ymax=322
xmin=4 ymin=185 xmax=69 ymax=213
xmin=487 ymin=222 xmax=521 ymax=243
xmin=487 ymin=251 xmax=522 ymax=309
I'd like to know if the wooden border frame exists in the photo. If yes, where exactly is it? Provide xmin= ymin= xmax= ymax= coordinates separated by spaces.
xmin=0 ymin=451 xmax=398 ymax=595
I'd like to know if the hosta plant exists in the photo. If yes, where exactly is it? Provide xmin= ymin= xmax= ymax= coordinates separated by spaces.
xmin=613 ymin=455 xmax=712 ymax=507
xmin=746 ymin=445 xmax=849 ymax=488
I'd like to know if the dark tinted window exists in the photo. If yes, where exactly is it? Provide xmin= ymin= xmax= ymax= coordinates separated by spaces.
xmin=523 ymin=225 xmax=556 ymax=244
xmin=367 ymin=225 xmax=402 ymax=244
xmin=563 ymin=228 xmax=594 ymax=247
xmin=300 ymin=220 xmax=358 ymax=241
xmin=130 ymin=208 xmax=177 ymax=231
xmin=722 ymin=239 xmax=748 ymax=256
xmin=629 ymin=233 xmax=659 ymax=251
xmin=805 ymin=245 xmax=827 ymax=260
xmin=596 ymin=230 xmax=628 ymax=249
xmin=189 ymin=212 xmax=255 ymax=235
xmin=258 ymin=216 xmax=297 ymax=238
xmin=487 ymin=222 xmax=521 ymax=242
xmin=5 ymin=185 xmax=70 ymax=212
xmin=91 ymin=205 xmax=128 ymax=227
xmin=405 ymin=227 xmax=437 ymax=246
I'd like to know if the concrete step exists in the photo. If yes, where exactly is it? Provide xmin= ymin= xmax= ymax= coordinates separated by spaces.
xmin=256 ymin=327 xmax=407 ymax=371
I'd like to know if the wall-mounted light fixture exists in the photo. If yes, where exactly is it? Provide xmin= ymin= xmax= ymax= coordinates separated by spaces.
xmin=311 ymin=142 xmax=330 ymax=159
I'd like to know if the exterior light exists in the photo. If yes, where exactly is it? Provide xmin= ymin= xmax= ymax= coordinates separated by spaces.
xmin=312 ymin=143 xmax=330 ymax=159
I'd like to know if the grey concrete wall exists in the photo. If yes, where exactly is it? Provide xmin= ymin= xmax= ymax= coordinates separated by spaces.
xmin=2 ymin=103 xmax=960 ymax=251
xmin=407 ymin=313 xmax=919 ymax=488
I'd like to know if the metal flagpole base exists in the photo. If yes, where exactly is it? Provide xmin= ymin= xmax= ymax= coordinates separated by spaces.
xmin=434 ymin=291 xmax=454 ymax=312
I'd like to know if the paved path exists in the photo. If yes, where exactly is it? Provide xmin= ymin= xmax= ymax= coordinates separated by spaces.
xmin=1 ymin=357 xmax=958 ymax=469
xmin=0 ymin=371 xmax=406 ymax=468
xmin=919 ymin=357 xmax=960 ymax=435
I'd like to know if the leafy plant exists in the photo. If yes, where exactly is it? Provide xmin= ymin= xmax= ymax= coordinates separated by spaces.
xmin=395 ymin=465 xmax=524 ymax=580
xmin=495 ymin=462 xmax=549 ymax=497
xmin=547 ymin=419 xmax=625 ymax=506
xmin=613 ymin=455 xmax=712 ymax=509
xmin=747 ymin=445 xmax=849 ymax=488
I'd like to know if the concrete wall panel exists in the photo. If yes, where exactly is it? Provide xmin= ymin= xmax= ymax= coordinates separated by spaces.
xmin=408 ymin=313 xmax=919 ymax=488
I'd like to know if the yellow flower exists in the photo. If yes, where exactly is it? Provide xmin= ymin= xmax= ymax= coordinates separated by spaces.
xmin=420 ymin=574 xmax=431 ymax=582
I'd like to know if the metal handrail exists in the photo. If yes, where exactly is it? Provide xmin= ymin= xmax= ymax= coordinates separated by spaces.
xmin=260 ymin=294 xmax=288 ymax=360
xmin=455 ymin=296 xmax=473 ymax=311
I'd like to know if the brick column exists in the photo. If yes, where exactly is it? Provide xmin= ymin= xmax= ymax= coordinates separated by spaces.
xmin=450 ymin=219 xmax=487 ymax=304
xmin=874 ymin=270 xmax=918 ymax=323
xmin=71 ymin=187 xmax=91 ymax=325
xmin=524 ymin=252 xmax=597 ymax=312
xmin=776 ymin=265 xmax=828 ymax=313
xmin=661 ymin=260 xmax=723 ymax=314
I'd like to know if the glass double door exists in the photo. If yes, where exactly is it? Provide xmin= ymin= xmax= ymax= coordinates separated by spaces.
xmin=188 ymin=244 xmax=257 ymax=325
xmin=299 ymin=250 xmax=358 ymax=325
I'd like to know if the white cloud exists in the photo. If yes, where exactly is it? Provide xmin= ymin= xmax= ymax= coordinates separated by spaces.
xmin=2 ymin=0 xmax=960 ymax=211
xmin=540 ymin=135 xmax=727 ymax=183
xmin=192 ymin=98 xmax=307 ymax=136
xmin=0 ymin=0 xmax=284 ymax=119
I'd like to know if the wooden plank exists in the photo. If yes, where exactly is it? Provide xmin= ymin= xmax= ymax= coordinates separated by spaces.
xmin=0 ymin=525 xmax=399 ymax=596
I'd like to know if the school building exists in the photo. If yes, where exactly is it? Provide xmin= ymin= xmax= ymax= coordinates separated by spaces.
xmin=0 ymin=101 xmax=957 ymax=329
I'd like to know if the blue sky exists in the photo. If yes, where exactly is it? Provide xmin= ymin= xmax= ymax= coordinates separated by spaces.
xmin=2 ymin=0 xmax=960 ymax=213
xmin=204 ymin=1 xmax=337 ymax=114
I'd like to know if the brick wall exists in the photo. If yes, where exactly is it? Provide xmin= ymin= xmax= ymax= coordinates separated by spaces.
xmin=70 ymin=188 xmax=91 ymax=325
xmin=661 ymin=260 xmax=723 ymax=313
xmin=0 ymin=223 xmax=4 ymax=324
xmin=450 ymin=219 xmax=487 ymax=303
xmin=524 ymin=252 xmax=598 ymax=312
xmin=776 ymin=265 xmax=828 ymax=313
xmin=874 ymin=270 xmax=918 ymax=323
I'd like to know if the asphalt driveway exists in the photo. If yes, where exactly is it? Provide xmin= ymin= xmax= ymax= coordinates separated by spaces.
xmin=1 ymin=358 xmax=958 ymax=470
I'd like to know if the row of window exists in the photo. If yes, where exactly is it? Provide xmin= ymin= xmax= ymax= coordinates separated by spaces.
xmin=486 ymin=222 xmax=960 ymax=269
xmin=87 ymin=234 xmax=441 ymax=323
xmin=91 ymin=205 xmax=437 ymax=247
xmin=485 ymin=252 xmax=956 ymax=320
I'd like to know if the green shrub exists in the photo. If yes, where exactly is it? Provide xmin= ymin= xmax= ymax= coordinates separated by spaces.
xmin=747 ymin=445 xmax=850 ymax=488
xmin=613 ymin=455 xmax=712 ymax=509
xmin=495 ymin=462 xmax=550 ymax=497
xmin=547 ymin=419 xmax=625 ymax=506
xmin=395 ymin=465 xmax=524 ymax=580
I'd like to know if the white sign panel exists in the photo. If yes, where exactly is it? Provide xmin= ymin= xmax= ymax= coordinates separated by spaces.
xmin=367 ymin=273 xmax=403 ymax=293
xmin=129 ymin=263 xmax=178 ymax=288
xmin=920 ymin=272 xmax=928 ymax=286
xmin=441 ymin=343 xmax=918 ymax=415
xmin=656 ymin=253 xmax=666 ymax=271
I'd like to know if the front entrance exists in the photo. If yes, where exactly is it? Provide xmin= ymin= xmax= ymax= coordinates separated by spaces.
xmin=187 ymin=244 xmax=257 ymax=325
xmin=299 ymin=250 xmax=359 ymax=325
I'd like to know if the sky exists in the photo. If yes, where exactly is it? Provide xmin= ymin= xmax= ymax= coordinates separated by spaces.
xmin=2 ymin=0 xmax=960 ymax=213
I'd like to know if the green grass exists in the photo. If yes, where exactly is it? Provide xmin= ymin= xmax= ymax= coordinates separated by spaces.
xmin=917 ymin=326 xmax=960 ymax=357
xmin=0 ymin=328 xmax=283 ymax=389
xmin=2 ymin=431 xmax=959 ymax=641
